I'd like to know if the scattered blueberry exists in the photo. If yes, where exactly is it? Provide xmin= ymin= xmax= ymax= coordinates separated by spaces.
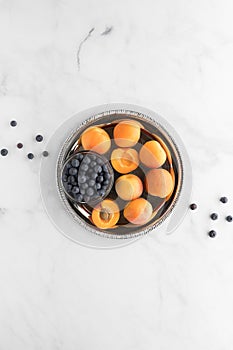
xmin=226 ymin=215 xmax=232 ymax=222
xmin=27 ymin=153 xmax=34 ymax=159
xmin=220 ymin=197 xmax=228 ymax=203
xmin=36 ymin=134 xmax=43 ymax=142
xmin=210 ymin=213 xmax=218 ymax=220
xmin=208 ymin=230 xmax=217 ymax=238
xmin=80 ymin=189 xmax=86 ymax=195
xmin=17 ymin=143 xmax=23 ymax=149
xmin=10 ymin=120 xmax=17 ymax=127
xmin=1 ymin=148 xmax=8 ymax=156
xmin=42 ymin=151 xmax=49 ymax=157
xmin=189 ymin=203 xmax=197 ymax=210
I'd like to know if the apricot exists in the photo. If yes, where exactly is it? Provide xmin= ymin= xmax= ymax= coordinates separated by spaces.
xmin=124 ymin=198 xmax=153 ymax=225
xmin=81 ymin=126 xmax=111 ymax=154
xmin=114 ymin=120 xmax=141 ymax=147
xmin=139 ymin=140 xmax=166 ymax=168
xmin=111 ymin=148 xmax=139 ymax=174
xmin=92 ymin=199 xmax=120 ymax=229
xmin=115 ymin=174 xmax=143 ymax=201
xmin=145 ymin=168 xmax=174 ymax=198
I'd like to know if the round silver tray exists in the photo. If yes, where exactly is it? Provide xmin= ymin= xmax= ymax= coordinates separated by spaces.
xmin=40 ymin=104 xmax=192 ymax=249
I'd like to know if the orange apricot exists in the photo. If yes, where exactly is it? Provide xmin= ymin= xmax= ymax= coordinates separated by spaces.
xmin=92 ymin=199 xmax=120 ymax=229
xmin=145 ymin=168 xmax=174 ymax=198
xmin=139 ymin=140 xmax=166 ymax=168
xmin=81 ymin=126 xmax=111 ymax=154
xmin=114 ymin=120 xmax=141 ymax=147
xmin=115 ymin=174 xmax=143 ymax=201
xmin=111 ymin=148 xmax=139 ymax=174
xmin=123 ymin=198 xmax=153 ymax=225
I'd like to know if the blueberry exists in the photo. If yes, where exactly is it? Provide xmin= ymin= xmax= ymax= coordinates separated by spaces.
xmin=62 ymin=174 xmax=68 ymax=182
xmin=65 ymin=184 xmax=72 ymax=192
xmin=88 ymin=180 xmax=95 ymax=187
xmin=104 ymin=173 xmax=111 ymax=180
xmin=77 ymin=170 xmax=85 ymax=176
xmin=36 ymin=134 xmax=43 ymax=142
xmin=94 ymin=165 xmax=102 ymax=173
xmin=98 ymin=189 xmax=105 ymax=196
xmin=97 ymin=158 xmax=103 ymax=165
xmin=72 ymin=186 xmax=79 ymax=194
xmin=103 ymin=180 xmax=109 ymax=185
xmin=81 ymin=183 xmax=88 ymax=190
xmin=226 ymin=215 xmax=232 ymax=222
xmin=80 ymin=189 xmax=86 ymax=195
xmin=77 ymin=153 xmax=83 ymax=160
xmin=208 ymin=230 xmax=217 ymax=238
xmin=96 ymin=183 xmax=101 ymax=190
xmin=91 ymin=173 xmax=98 ymax=179
xmin=1 ymin=148 xmax=8 ymax=156
xmin=83 ymin=156 xmax=91 ymax=164
xmin=86 ymin=188 xmax=94 ymax=196
xmin=84 ymin=195 xmax=90 ymax=202
xmin=91 ymin=154 xmax=96 ymax=160
xmin=102 ymin=185 xmax=108 ymax=191
xmin=17 ymin=143 xmax=23 ymax=149
xmin=27 ymin=153 xmax=34 ymax=159
xmin=75 ymin=194 xmax=83 ymax=202
xmin=42 ymin=151 xmax=49 ymax=157
xmin=69 ymin=167 xmax=78 ymax=175
xmin=65 ymin=163 xmax=71 ymax=170
xmin=97 ymin=176 xmax=104 ymax=183
xmin=10 ymin=120 xmax=17 ymax=127
xmin=102 ymin=164 xmax=108 ymax=172
xmin=189 ymin=203 xmax=197 ymax=210
xmin=80 ymin=163 xmax=88 ymax=172
xmin=71 ymin=158 xmax=80 ymax=168
xmin=220 ymin=197 xmax=228 ymax=203
xmin=78 ymin=175 xmax=86 ymax=184
xmin=91 ymin=161 xmax=97 ymax=167
xmin=210 ymin=213 xmax=218 ymax=220
xmin=68 ymin=175 xmax=76 ymax=184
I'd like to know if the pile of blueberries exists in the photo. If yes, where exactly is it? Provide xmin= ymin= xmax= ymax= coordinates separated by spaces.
xmin=62 ymin=152 xmax=112 ymax=204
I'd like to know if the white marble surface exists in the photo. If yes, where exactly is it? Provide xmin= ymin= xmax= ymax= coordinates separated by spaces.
xmin=1 ymin=0 xmax=233 ymax=349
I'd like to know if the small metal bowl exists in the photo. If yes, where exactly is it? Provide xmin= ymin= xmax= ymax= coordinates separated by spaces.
xmin=60 ymin=150 xmax=114 ymax=206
